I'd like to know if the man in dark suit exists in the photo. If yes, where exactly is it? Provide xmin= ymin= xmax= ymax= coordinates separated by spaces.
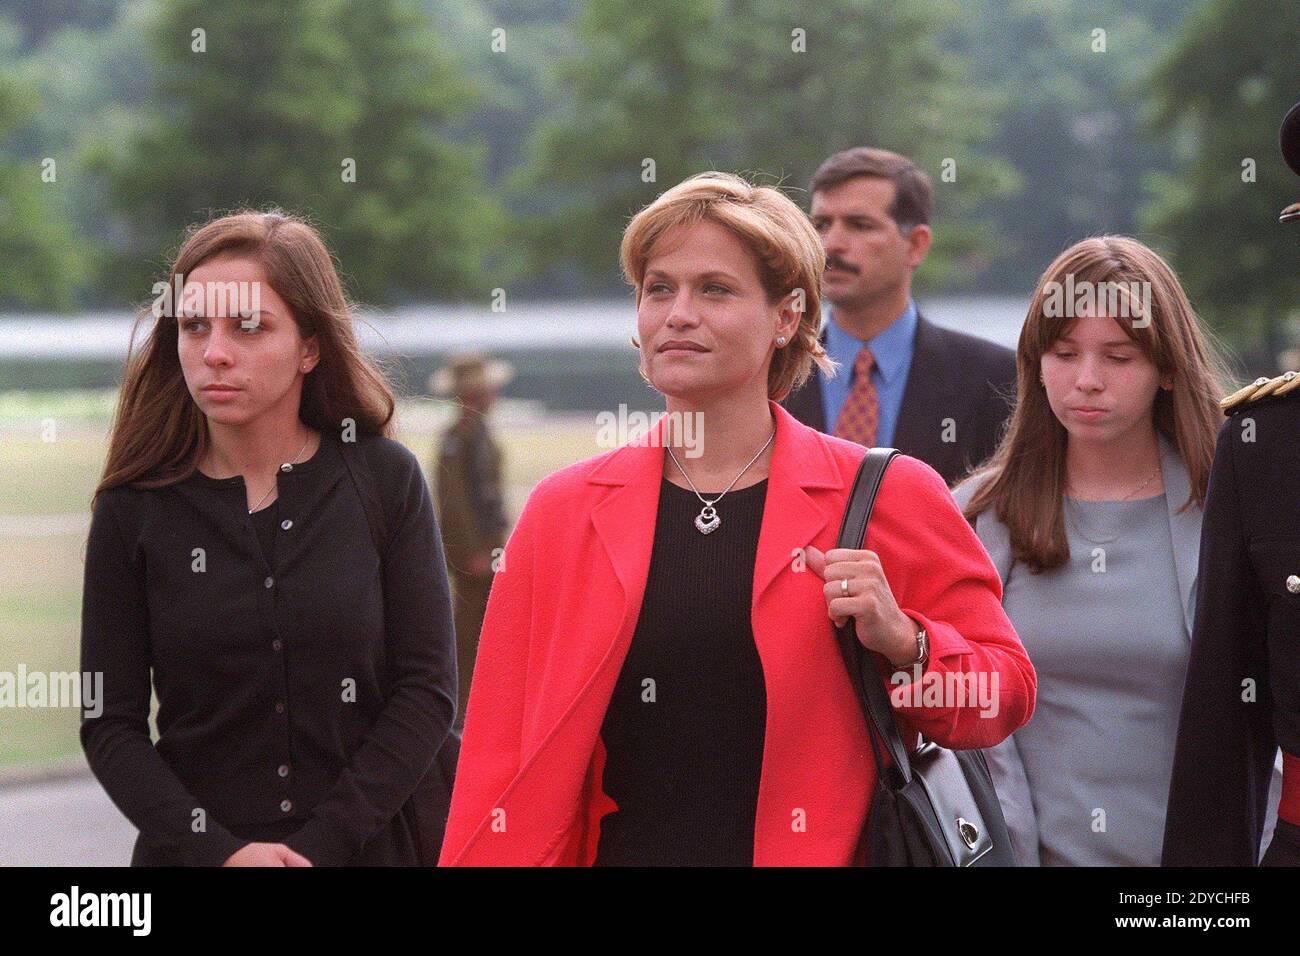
xmin=782 ymin=146 xmax=1015 ymax=486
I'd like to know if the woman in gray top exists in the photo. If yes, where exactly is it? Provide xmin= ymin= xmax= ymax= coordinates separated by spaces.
xmin=953 ymin=236 xmax=1280 ymax=865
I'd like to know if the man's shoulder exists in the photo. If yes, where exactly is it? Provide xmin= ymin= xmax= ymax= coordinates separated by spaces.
xmin=437 ymin=414 xmax=489 ymax=452
xmin=1218 ymin=371 xmax=1300 ymax=480
xmin=1221 ymin=370 xmax=1300 ymax=419
xmin=920 ymin=318 xmax=1016 ymax=380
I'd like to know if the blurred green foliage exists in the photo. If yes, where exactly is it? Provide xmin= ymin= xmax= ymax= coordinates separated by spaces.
xmin=94 ymin=0 xmax=503 ymax=306
xmin=1141 ymin=0 xmax=1300 ymax=370
xmin=949 ymin=0 xmax=1193 ymax=290
xmin=0 ymin=20 xmax=92 ymax=310
xmin=512 ymin=0 xmax=1018 ymax=293
xmin=0 ymin=0 xmax=1298 ymax=361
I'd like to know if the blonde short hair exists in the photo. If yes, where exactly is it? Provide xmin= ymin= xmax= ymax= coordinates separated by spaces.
xmin=620 ymin=171 xmax=833 ymax=401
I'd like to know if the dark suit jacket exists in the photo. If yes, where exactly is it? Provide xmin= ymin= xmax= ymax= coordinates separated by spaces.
xmin=782 ymin=312 xmax=1017 ymax=486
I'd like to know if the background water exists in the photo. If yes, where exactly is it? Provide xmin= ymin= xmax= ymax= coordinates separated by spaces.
xmin=0 ymin=295 xmax=1029 ymax=410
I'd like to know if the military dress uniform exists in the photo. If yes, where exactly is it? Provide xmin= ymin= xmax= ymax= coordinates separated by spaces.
xmin=434 ymin=414 xmax=508 ymax=730
xmin=1162 ymin=100 xmax=1300 ymax=866
xmin=1162 ymin=374 xmax=1300 ymax=865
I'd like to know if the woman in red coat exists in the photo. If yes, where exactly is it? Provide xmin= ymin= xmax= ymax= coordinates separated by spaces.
xmin=439 ymin=172 xmax=1035 ymax=866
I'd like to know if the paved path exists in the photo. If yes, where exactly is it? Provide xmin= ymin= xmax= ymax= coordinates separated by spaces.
xmin=0 ymin=770 xmax=136 ymax=866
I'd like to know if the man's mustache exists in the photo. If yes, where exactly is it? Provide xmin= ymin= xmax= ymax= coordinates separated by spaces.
xmin=825 ymin=256 xmax=859 ymax=274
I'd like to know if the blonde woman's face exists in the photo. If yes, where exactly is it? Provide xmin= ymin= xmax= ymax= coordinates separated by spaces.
xmin=636 ymin=220 xmax=798 ymax=404
xmin=1039 ymin=313 xmax=1169 ymax=445
xmin=176 ymin=253 xmax=320 ymax=428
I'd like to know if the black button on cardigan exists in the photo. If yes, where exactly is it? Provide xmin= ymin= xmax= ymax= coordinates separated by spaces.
xmin=79 ymin=431 xmax=457 ymax=866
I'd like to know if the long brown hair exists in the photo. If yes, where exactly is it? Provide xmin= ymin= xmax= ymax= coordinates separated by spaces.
xmin=95 ymin=210 xmax=395 ymax=505
xmin=957 ymin=236 xmax=1230 ymax=573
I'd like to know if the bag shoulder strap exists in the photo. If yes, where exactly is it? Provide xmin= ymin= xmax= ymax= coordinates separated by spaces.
xmin=833 ymin=447 xmax=914 ymax=787
xmin=337 ymin=437 xmax=391 ymax=563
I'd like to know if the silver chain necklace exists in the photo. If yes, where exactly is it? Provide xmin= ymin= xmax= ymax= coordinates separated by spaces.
xmin=248 ymin=432 xmax=312 ymax=514
xmin=1065 ymin=464 xmax=1161 ymax=545
xmin=1066 ymin=464 xmax=1161 ymax=504
xmin=665 ymin=427 xmax=775 ymax=535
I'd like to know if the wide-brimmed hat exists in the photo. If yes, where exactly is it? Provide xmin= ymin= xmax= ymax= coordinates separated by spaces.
xmin=428 ymin=352 xmax=515 ymax=398
xmin=1280 ymin=99 xmax=1300 ymax=223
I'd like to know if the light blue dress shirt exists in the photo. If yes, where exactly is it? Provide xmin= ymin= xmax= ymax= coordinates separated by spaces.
xmin=819 ymin=299 xmax=918 ymax=446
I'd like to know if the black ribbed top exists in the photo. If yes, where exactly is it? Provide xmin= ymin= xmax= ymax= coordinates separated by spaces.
xmin=594 ymin=474 xmax=769 ymax=866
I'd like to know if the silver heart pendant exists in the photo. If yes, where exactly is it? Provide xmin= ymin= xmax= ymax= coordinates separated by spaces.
xmin=694 ymin=512 xmax=721 ymax=535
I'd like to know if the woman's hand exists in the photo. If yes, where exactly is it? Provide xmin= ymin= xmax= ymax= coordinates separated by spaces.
xmin=222 ymin=842 xmax=313 ymax=867
xmin=804 ymin=545 xmax=921 ymax=668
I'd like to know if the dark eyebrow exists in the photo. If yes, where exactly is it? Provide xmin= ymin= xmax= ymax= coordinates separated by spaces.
xmin=1055 ymin=335 xmax=1138 ymax=348
xmin=644 ymin=269 xmax=743 ymax=285
xmin=811 ymin=212 xmax=879 ymax=224
xmin=177 ymin=308 xmax=278 ymax=321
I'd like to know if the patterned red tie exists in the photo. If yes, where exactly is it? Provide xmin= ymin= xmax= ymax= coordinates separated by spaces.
xmin=833 ymin=345 xmax=879 ymax=447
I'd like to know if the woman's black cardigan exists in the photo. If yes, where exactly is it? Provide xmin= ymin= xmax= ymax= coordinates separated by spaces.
xmin=79 ymin=431 xmax=457 ymax=865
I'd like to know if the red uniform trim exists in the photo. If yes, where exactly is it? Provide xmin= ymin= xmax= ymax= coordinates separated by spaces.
xmin=1280 ymin=751 xmax=1300 ymax=826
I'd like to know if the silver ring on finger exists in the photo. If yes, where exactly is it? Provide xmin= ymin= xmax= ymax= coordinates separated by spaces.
xmin=840 ymin=577 xmax=850 ymax=596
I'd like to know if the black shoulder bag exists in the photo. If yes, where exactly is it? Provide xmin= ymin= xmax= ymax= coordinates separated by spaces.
xmin=338 ymin=438 xmax=461 ymax=866
xmin=836 ymin=448 xmax=1013 ymax=866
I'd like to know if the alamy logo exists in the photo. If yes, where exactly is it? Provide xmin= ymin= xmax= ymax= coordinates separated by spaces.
xmin=595 ymin=404 xmax=705 ymax=457
xmin=151 ymin=273 xmax=262 ymax=323
xmin=0 ymin=667 xmax=102 ymax=717
xmin=889 ymin=665 xmax=1000 ymax=718
xmin=1042 ymin=274 xmax=1151 ymax=327
xmin=49 ymin=886 xmax=151 ymax=936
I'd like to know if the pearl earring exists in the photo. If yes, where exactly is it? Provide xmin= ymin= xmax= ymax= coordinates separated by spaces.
xmin=776 ymin=336 xmax=787 ymax=347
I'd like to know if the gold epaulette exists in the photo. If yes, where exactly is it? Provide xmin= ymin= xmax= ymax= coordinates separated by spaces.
xmin=1220 ymin=370 xmax=1300 ymax=413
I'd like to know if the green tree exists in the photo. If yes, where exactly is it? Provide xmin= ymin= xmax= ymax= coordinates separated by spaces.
xmin=99 ymin=0 xmax=500 ymax=305
xmin=952 ymin=0 xmax=1192 ymax=292
xmin=1142 ymin=0 xmax=1300 ymax=365
xmin=0 ymin=22 xmax=90 ymax=311
xmin=514 ymin=0 xmax=1016 ymax=293
xmin=0 ymin=0 xmax=119 ymax=50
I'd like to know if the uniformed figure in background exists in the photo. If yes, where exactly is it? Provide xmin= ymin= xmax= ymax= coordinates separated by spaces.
xmin=1162 ymin=99 xmax=1300 ymax=866
xmin=429 ymin=353 xmax=513 ymax=730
